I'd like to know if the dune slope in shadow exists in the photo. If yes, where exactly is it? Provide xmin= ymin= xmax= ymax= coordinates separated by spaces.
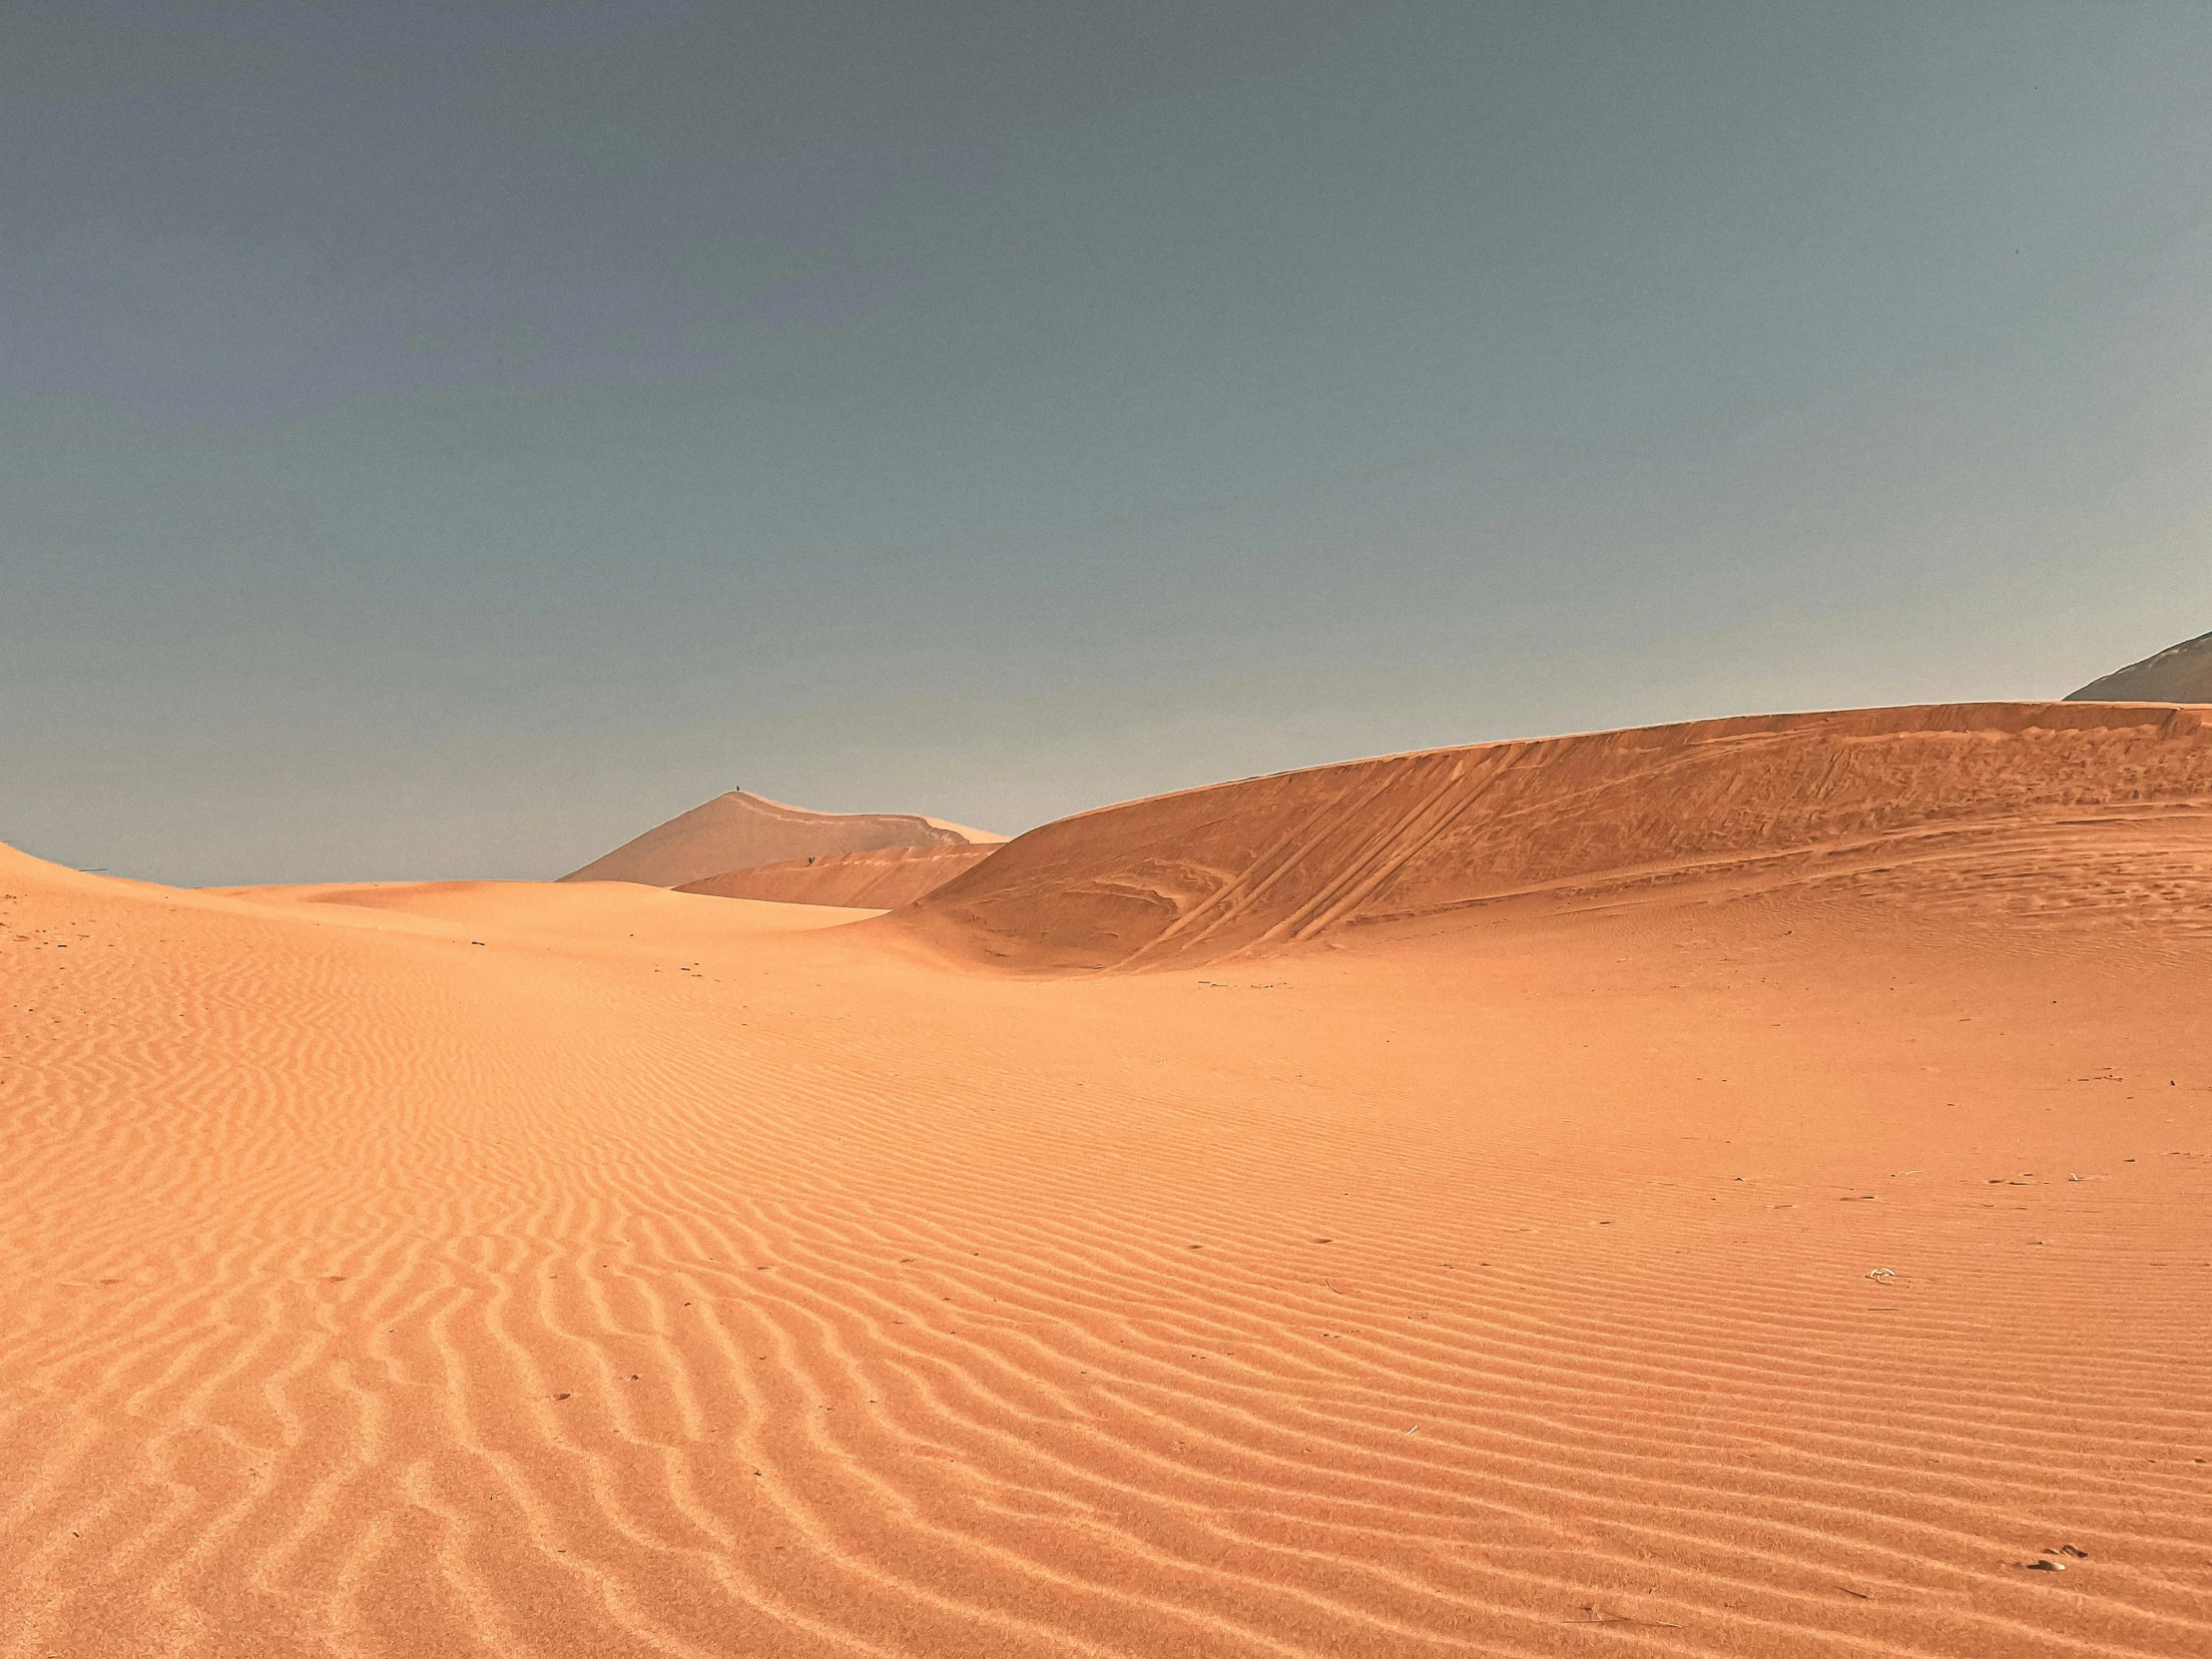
xmin=2067 ymin=629 xmax=2212 ymax=704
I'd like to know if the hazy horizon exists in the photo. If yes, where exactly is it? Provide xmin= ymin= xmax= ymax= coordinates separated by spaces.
xmin=8 ymin=1 xmax=2212 ymax=885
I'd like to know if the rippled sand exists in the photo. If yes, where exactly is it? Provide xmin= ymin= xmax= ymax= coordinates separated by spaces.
xmin=4 ymin=703 xmax=2208 ymax=1657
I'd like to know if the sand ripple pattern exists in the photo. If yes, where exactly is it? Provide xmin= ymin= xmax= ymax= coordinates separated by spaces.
xmin=2 ymin=808 xmax=2208 ymax=1656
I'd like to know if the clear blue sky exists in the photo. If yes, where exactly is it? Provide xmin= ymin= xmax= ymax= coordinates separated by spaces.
xmin=8 ymin=1 xmax=2210 ymax=883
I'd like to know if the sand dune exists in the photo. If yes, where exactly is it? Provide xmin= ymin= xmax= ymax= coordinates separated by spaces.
xmin=561 ymin=790 xmax=1005 ymax=888
xmin=898 ymin=701 xmax=2212 ymax=972
xmin=4 ymin=705 xmax=2209 ymax=1658
xmin=213 ymin=876 xmax=881 ymax=949
xmin=2068 ymin=629 xmax=2212 ymax=704
xmin=678 ymin=843 xmax=1001 ymax=909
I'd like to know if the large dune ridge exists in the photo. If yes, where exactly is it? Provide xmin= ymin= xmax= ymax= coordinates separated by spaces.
xmin=2068 ymin=629 xmax=2212 ymax=705
xmin=678 ymin=843 xmax=1002 ymax=909
xmin=898 ymin=700 xmax=2212 ymax=972
xmin=561 ymin=790 xmax=1005 ymax=889
xmin=3 ymin=702 xmax=2209 ymax=1658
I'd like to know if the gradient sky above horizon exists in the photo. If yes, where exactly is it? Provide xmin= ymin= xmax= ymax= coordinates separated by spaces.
xmin=7 ymin=1 xmax=2212 ymax=884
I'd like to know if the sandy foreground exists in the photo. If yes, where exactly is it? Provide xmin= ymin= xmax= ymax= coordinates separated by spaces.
xmin=4 ymin=708 xmax=2210 ymax=1657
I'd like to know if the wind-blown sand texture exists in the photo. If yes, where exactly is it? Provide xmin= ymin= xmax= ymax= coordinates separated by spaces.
xmin=561 ymin=791 xmax=1005 ymax=888
xmin=678 ymin=844 xmax=1002 ymax=909
xmin=2068 ymin=632 xmax=2212 ymax=705
xmin=901 ymin=702 xmax=2212 ymax=972
xmin=4 ymin=702 xmax=2209 ymax=1658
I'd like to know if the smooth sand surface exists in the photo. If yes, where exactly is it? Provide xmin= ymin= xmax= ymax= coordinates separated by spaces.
xmin=210 ymin=878 xmax=883 ymax=952
xmin=679 ymin=844 xmax=1003 ymax=910
xmin=4 ymin=703 xmax=2209 ymax=1658
xmin=562 ymin=792 xmax=1005 ymax=889
xmin=2068 ymin=633 xmax=2212 ymax=705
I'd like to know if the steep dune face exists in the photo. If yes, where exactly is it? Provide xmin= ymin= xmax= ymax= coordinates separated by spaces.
xmin=2068 ymin=628 xmax=2212 ymax=703
xmin=900 ymin=702 xmax=2212 ymax=972
xmin=677 ymin=842 xmax=1000 ymax=908
xmin=560 ymin=790 xmax=1004 ymax=887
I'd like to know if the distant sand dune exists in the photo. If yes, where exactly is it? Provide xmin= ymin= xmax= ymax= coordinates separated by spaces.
xmin=3 ymin=705 xmax=2209 ymax=1657
xmin=899 ymin=701 xmax=2212 ymax=972
xmin=679 ymin=843 xmax=1001 ymax=909
xmin=561 ymin=790 xmax=1004 ymax=888
xmin=2067 ymin=629 xmax=2212 ymax=704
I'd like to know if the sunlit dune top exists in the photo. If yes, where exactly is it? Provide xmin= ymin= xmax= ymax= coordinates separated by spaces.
xmin=559 ymin=789 xmax=1005 ymax=889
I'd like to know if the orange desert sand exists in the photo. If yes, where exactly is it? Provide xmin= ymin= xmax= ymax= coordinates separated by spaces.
xmin=678 ymin=843 xmax=1003 ymax=910
xmin=3 ymin=701 xmax=2209 ymax=1658
xmin=561 ymin=790 xmax=1005 ymax=890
